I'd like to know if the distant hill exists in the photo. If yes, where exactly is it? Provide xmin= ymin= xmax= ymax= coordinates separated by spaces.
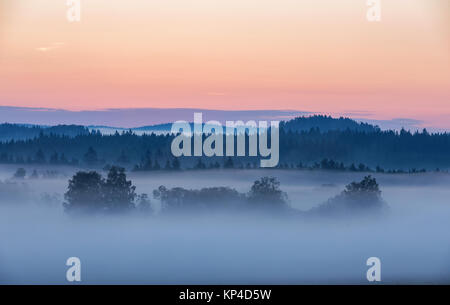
xmin=1 ymin=116 xmax=383 ymax=142
xmin=89 ymin=122 xmax=252 ymax=135
xmin=88 ymin=123 xmax=174 ymax=135
xmin=93 ymin=116 xmax=379 ymax=135
xmin=280 ymin=115 xmax=380 ymax=133
xmin=0 ymin=124 xmax=90 ymax=142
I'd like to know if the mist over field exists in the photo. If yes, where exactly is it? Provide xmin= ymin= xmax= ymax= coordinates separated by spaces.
xmin=1 ymin=165 xmax=450 ymax=284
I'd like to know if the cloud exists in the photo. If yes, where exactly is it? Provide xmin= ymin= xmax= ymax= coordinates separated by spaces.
xmin=36 ymin=42 xmax=64 ymax=53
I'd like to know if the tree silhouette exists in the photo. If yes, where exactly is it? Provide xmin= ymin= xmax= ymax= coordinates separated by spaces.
xmin=224 ymin=157 xmax=234 ymax=169
xmin=153 ymin=185 xmax=244 ymax=212
xmin=194 ymin=158 xmax=206 ymax=169
xmin=64 ymin=167 xmax=137 ymax=213
xmin=64 ymin=171 xmax=105 ymax=212
xmin=34 ymin=149 xmax=46 ymax=164
xmin=344 ymin=175 xmax=381 ymax=196
xmin=172 ymin=157 xmax=181 ymax=170
xmin=247 ymin=177 xmax=287 ymax=206
xmin=30 ymin=169 xmax=39 ymax=179
xmin=117 ymin=150 xmax=130 ymax=164
xmin=153 ymin=160 xmax=161 ymax=170
xmin=13 ymin=168 xmax=26 ymax=179
xmin=49 ymin=152 xmax=59 ymax=164
xmin=164 ymin=159 xmax=172 ymax=170
xmin=314 ymin=176 xmax=386 ymax=215
xmin=103 ymin=166 xmax=136 ymax=212
xmin=83 ymin=146 xmax=98 ymax=167
xmin=60 ymin=153 xmax=69 ymax=164
xmin=137 ymin=193 xmax=153 ymax=214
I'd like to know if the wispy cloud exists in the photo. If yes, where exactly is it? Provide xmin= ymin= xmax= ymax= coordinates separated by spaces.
xmin=36 ymin=42 xmax=64 ymax=52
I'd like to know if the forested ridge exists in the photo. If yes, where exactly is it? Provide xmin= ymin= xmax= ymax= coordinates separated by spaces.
xmin=1 ymin=116 xmax=449 ymax=171
xmin=0 ymin=123 xmax=89 ymax=141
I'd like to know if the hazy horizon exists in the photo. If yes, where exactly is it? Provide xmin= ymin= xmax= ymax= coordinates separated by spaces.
xmin=0 ymin=106 xmax=441 ymax=132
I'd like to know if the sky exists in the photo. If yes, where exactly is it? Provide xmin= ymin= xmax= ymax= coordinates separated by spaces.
xmin=0 ymin=0 xmax=449 ymax=129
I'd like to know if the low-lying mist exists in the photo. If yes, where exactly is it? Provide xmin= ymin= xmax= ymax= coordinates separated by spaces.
xmin=1 ymin=165 xmax=450 ymax=284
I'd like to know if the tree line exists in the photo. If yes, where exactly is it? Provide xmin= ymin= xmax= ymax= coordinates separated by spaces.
xmin=1 ymin=116 xmax=450 ymax=171
xmin=63 ymin=167 xmax=385 ymax=217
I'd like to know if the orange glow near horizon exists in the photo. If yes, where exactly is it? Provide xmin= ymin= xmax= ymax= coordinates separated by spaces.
xmin=0 ymin=0 xmax=449 ymax=128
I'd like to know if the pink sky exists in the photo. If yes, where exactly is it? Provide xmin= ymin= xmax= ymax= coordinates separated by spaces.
xmin=0 ymin=0 xmax=449 ymax=129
